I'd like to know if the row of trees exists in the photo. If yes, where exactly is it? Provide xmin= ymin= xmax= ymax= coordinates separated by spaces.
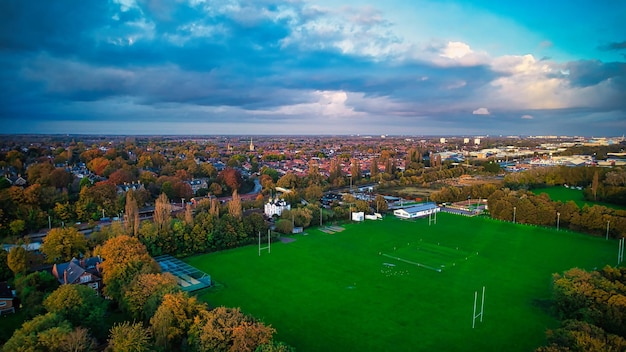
xmin=488 ymin=189 xmax=626 ymax=238
xmin=426 ymin=167 xmax=626 ymax=239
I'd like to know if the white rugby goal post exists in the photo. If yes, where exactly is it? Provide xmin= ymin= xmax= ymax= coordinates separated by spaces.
xmin=259 ymin=229 xmax=271 ymax=256
xmin=472 ymin=286 xmax=485 ymax=329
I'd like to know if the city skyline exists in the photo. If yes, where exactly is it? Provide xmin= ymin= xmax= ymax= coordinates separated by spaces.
xmin=1 ymin=0 xmax=625 ymax=136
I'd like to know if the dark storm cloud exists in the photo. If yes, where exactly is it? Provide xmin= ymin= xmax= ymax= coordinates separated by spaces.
xmin=0 ymin=1 xmax=112 ymax=54
xmin=1 ymin=0 xmax=623 ymax=136
xmin=562 ymin=60 xmax=626 ymax=88
xmin=1 ymin=0 xmax=500 ymax=115
xmin=598 ymin=41 xmax=626 ymax=51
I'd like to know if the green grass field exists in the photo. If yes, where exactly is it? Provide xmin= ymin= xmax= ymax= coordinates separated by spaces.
xmin=532 ymin=186 xmax=626 ymax=210
xmin=185 ymin=213 xmax=618 ymax=351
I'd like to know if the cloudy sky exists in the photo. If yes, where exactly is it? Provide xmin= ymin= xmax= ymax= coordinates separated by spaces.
xmin=1 ymin=0 xmax=625 ymax=136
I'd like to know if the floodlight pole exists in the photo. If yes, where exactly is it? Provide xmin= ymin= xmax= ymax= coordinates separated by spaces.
xmin=617 ymin=238 xmax=621 ymax=265
xmin=556 ymin=212 xmax=560 ymax=231
xmin=606 ymin=220 xmax=610 ymax=240
xmin=617 ymin=237 xmax=624 ymax=265
xmin=268 ymin=229 xmax=271 ymax=253
xmin=320 ymin=207 xmax=323 ymax=227
xmin=258 ymin=231 xmax=261 ymax=256
xmin=513 ymin=207 xmax=516 ymax=224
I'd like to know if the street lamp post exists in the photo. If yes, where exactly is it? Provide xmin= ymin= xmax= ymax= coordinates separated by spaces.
xmin=513 ymin=206 xmax=516 ymax=224
xmin=606 ymin=220 xmax=610 ymax=240
xmin=557 ymin=212 xmax=560 ymax=231
xmin=320 ymin=207 xmax=323 ymax=227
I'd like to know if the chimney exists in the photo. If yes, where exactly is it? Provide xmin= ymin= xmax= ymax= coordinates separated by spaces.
xmin=63 ymin=270 xmax=68 ymax=284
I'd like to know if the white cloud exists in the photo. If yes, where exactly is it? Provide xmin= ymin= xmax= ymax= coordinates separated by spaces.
xmin=521 ymin=114 xmax=534 ymax=119
xmin=253 ymin=90 xmax=365 ymax=118
xmin=440 ymin=41 xmax=472 ymax=59
xmin=425 ymin=41 xmax=490 ymax=67
xmin=472 ymin=107 xmax=490 ymax=115
xmin=113 ymin=0 xmax=137 ymax=12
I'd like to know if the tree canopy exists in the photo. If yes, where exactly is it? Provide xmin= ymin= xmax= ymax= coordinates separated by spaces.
xmin=97 ymin=235 xmax=160 ymax=302
xmin=41 ymin=227 xmax=88 ymax=263
xmin=43 ymin=284 xmax=107 ymax=334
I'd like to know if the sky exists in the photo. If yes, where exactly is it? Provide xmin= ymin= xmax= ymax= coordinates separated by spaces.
xmin=1 ymin=0 xmax=625 ymax=137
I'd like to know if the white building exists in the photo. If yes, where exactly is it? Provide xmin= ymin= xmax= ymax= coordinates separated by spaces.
xmin=474 ymin=138 xmax=481 ymax=145
xmin=440 ymin=137 xmax=446 ymax=144
xmin=393 ymin=203 xmax=439 ymax=219
xmin=351 ymin=212 xmax=364 ymax=222
xmin=264 ymin=197 xmax=290 ymax=217
xmin=464 ymin=138 xmax=470 ymax=144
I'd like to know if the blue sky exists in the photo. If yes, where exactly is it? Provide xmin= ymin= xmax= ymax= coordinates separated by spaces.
xmin=1 ymin=0 xmax=624 ymax=136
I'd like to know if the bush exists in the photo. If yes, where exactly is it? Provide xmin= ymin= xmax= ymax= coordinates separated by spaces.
xmin=274 ymin=219 xmax=293 ymax=234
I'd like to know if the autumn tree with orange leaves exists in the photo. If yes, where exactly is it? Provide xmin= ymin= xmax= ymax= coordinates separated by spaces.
xmin=97 ymin=235 xmax=159 ymax=302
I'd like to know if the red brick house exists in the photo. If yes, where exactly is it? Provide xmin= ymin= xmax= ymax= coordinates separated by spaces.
xmin=52 ymin=257 xmax=103 ymax=295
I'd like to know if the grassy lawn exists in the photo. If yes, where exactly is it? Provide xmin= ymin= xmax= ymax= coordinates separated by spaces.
xmin=185 ymin=214 xmax=617 ymax=352
xmin=532 ymin=186 xmax=626 ymax=210
xmin=377 ymin=186 xmax=435 ymax=200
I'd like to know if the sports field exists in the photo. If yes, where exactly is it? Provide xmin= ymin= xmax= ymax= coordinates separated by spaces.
xmin=532 ymin=186 xmax=626 ymax=210
xmin=185 ymin=213 xmax=618 ymax=351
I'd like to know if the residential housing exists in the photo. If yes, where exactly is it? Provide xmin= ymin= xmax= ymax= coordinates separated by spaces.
xmin=264 ymin=197 xmax=291 ymax=217
xmin=52 ymin=257 xmax=104 ymax=295
xmin=0 ymin=282 xmax=16 ymax=315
